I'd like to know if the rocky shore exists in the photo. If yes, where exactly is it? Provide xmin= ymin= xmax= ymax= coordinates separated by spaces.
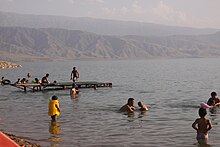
xmin=2 ymin=131 xmax=41 ymax=147
xmin=0 ymin=61 xmax=21 ymax=68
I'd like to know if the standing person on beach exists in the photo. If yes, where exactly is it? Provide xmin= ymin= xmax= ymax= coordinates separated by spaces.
xmin=70 ymin=67 xmax=79 ymax=82
xmin=119 ymin=98 xmax=135 ymax=113
xmin=48 ymin=95 xmax=60 ymax=122
xmin=192 ymin=108 xmax=212 ymax=145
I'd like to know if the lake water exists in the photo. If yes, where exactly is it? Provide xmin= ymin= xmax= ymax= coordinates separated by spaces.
xmin=1 ymin=58 xmax=220 ymax=147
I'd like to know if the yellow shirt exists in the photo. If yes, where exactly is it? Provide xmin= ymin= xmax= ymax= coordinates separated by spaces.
xmin=48 ymin=99 xmax=60 ymax=116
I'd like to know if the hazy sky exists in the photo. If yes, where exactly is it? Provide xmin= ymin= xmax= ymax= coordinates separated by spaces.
xmin=1 ymin=0 xmax=220 ymax=29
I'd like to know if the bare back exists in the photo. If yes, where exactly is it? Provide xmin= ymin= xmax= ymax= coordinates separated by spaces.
xmin=192 ymin=117 xmax=212 ymax=135
xmin=198 ymin=118 xmax=210 ymax=134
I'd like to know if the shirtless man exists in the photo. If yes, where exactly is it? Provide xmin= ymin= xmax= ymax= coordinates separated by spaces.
xmin=119 ymin=98 xmax=135 ymax=113
xmin=70 ymin=67 xmax=79 ymax=82
xmin=192 ymin=108 xmax=212 ymax=144
xmin=207 ymin=91 xmax=220 ymax=107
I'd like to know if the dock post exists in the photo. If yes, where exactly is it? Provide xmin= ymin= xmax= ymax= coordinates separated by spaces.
xmin=24 ymin=86 xmax=27 ymax=92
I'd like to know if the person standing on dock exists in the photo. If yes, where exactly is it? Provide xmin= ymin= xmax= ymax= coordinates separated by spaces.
xmin=27 ymin=73 xmax=31 ymax=79
xmin=70 ymin=67 xmax=79 ymax=82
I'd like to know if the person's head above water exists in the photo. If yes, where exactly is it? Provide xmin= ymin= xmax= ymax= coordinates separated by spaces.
xmin=127 ymin=98 xmax=134 ymax=106
xmin=211 ymin=91 xmax=217 ymax=98
xmin=138 ymin=101 xmax=143 ymax=107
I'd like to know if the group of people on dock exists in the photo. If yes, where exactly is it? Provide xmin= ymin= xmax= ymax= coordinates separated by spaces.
xmin=13 ymin=66 xmax=80 ymax=86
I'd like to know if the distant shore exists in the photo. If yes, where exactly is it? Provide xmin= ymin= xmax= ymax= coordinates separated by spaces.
xmin=1 ymin=131 xmax=41 ymax=147
xmin=0 ymin=61 xmax=21 ymax=68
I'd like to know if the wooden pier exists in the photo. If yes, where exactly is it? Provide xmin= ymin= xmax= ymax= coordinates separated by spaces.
xmin=10 ymin=81 xmax=112 ymax=92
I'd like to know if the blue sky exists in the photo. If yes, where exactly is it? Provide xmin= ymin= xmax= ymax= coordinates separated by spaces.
xmin=0 ymin=0 xmax=220 ymax=29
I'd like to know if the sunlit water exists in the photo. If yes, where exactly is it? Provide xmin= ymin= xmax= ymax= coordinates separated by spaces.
xmin=1 ymin=58 xmax=220 ymax=147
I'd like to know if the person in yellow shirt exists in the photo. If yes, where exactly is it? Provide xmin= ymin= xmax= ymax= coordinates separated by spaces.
xmin=48 ymin=95 xmax=60 ymax=122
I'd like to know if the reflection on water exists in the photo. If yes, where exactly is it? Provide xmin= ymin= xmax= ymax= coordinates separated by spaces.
xmin=194 ymin=141 xmax=213 ymax=147
xmin=138 ymin=111 xmax=147 ymax=118
xmin=70 ymin=93 xmax=79 ymax=100
xmin=49 ymin=121 xmax=61 ymax=147
xmin=209 ymin=107 xmax=217 ymax=115
xmin=49 ymin=121 xmax=61 ymax=135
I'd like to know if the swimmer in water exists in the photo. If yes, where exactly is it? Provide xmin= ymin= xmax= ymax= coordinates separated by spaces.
xmin=119 ymin=98 xmax=135 ymax=113
xmin=70 ymin=83 xmax=80 ymax=95
xmin=138 ymin=101 xmax=148 ymax=111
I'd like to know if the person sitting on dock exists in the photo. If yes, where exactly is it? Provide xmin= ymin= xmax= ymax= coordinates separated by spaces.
xmin=21 ymin=78 xmax=27 ymax=84
xmin=119 ymin=98 xmax=135 ymax=113
xmin=14 ymin=78 xmax=21 ymax=84
xmin=41 ymin=73 xmax=50 ymax=85
xmin=33 ymin=78 xmax=41 ymax=91
xmin=70 ymin=67 xmax=79 ymax=82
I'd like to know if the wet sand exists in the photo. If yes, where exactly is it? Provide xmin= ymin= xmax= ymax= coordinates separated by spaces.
xmin=1 ymin=131 xmax=41 ymax=147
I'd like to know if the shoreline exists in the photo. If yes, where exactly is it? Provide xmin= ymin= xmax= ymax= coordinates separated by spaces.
xmin=1 ymin=131 xmax=41 ymax=147
xmin=0 ymin=61 xmax=21 ymax=69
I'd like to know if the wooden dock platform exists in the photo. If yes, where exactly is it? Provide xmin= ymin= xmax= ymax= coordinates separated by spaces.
xmin=10 ymin=81 xmax=112 ymax=92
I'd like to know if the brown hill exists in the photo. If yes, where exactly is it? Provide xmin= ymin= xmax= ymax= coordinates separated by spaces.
xmin=1 ymin=27 xmax=220 ymax=61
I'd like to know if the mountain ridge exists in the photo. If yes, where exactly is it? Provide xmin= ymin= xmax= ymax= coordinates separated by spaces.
xmin=0 ymin=11 xmax=219 ymax=36
xmin=1 ymin=26 xmax=220 ymax=61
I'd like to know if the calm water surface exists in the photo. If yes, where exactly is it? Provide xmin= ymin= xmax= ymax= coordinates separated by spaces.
xmin=1 ymin=58 xmax=220 ymax=147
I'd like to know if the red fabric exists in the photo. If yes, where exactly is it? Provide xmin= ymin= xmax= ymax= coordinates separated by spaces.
xmin=0 ymin=132 xmax=20 ymax=147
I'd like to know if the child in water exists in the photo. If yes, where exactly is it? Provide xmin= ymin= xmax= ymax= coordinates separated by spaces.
xmin=70 ymin=83 xmax=80 ymax=95
xmin=192 ymin=108 xmax=212 ymax=144
xmin=138 ymin=101 xmax=148 ymax=111
xmin=48 ymin=95 xmax=60 ymax=122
